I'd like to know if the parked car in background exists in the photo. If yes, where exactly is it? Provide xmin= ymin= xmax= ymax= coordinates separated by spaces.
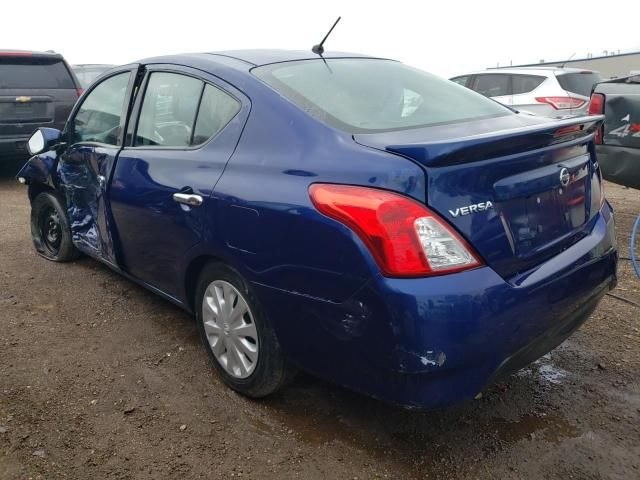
xmin=0 ymin=50 xmax=81 ymax=162
xmin=588 ymin=74 xmax=640 ymax=189
xmin=72 ymin=64 xmax=114 ymax=88
xmin=451 ymin=67 xmax=601 ymax=118
xmin=17 ymin=50 xmax=617 ymax=409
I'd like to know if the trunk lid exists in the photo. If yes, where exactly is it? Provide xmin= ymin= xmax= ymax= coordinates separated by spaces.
xmin=354 ymin=115 xmax=605 ymax=279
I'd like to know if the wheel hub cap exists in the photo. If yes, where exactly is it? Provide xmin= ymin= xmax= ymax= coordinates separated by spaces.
xmin=202 ymin=280 xmax=258 ymax=379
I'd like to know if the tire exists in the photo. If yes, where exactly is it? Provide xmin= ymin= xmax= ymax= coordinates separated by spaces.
xmin=30 ymin=191 xmax=80 ymax=262
xmin=195 ymin=262 xmax=295 ymax=398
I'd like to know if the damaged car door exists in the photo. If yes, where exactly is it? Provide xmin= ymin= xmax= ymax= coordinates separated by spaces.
xmin=58 ymin=66 xmax=138 ymax=264
xmin=109 ymin=67 xmax=245 ymax=296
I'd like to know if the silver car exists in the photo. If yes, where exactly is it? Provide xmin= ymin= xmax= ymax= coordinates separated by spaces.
xmin=451 ymin=67 xmax=602 ymax=118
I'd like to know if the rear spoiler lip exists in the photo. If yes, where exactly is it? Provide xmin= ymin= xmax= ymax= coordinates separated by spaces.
xmin=383 ymin=115 xmax=604 ymax=167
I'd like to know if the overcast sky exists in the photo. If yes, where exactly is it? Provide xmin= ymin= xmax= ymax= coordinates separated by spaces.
xmin=3 ymin=0 xmax=638 ymax=77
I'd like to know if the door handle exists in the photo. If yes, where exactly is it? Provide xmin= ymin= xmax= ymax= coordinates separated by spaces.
xmin=172 ymin=193 xmax=203 ymax=207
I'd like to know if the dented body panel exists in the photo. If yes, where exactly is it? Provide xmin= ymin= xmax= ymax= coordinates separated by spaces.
xmin=16 ymin=51 xmax=619 ymax=409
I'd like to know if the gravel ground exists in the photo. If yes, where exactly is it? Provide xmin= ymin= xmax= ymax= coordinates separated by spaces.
xmin=1 ymin=170 xmax=639 ymax=479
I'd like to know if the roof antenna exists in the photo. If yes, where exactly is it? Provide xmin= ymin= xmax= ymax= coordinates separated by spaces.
xmin=312 ymin=17 xmax=341 ymax=55
xmin=559 ymin=52 xmax=576 ymax=68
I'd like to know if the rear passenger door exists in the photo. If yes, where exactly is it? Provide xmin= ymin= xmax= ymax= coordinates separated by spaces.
xmin=472 ymin=74 xmax=513 ymax=106
xmin=109 ymin=65 xmax=249 ymax=297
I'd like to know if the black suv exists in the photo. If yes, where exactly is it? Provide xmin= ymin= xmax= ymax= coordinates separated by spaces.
xmin=1 ymin=50 xmax=80 ymax=164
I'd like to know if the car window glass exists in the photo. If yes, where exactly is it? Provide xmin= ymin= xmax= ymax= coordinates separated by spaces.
xmin=557 ymin=72 xmax=602 ymax=97
xmin=135 ymin=72 xmax=203 ymax=147
xmin=192 ymin=84 xmax=241 ymax=145
xmin=512 ymin=75 xmax=545 ymax=94
xmin=0 ymin=57 xmax=75 ymax=89
xmin=450 ymin=76 xmax=469 ymax=86
xmin=474 ymin=74 xmax=511 ymax=97
xmin=254 ymin=59 xmax=510 ymax=133
xmin=72 ymin=72 xmax=131 ymax=145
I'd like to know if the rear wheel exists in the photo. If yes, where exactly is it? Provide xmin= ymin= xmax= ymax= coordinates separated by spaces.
xmin=30 ymin=191 xmax=80 ymax=262
xmin=195 ymin=263 xmax=295 ymax=398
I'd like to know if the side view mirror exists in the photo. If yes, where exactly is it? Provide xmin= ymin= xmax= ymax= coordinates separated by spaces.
xmin=27 ymin=127 xmax=63 ymax=156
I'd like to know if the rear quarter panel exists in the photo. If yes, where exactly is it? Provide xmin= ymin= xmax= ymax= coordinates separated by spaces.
xmin=207 ymin=82 xmax=426 ymax=303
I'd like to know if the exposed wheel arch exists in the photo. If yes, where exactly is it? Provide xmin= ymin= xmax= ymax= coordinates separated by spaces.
xmin=184 ymin=255 xmax=224 ymax=312
xmin=28 ymin=182 xmax=57 ymax=204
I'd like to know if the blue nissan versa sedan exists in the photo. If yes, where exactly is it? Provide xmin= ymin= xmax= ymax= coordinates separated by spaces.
xmin=17 ymin=50 xmax=618 ymax=409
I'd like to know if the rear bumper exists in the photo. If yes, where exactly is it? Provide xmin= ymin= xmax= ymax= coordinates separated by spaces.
xmin=0 ymin=135 xmax=30 ymax=157
xmin=256 ymin=203 xmax=617 ymax=409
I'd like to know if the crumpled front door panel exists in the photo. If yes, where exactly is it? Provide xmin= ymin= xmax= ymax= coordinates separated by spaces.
xmin=58 ymin=144 xmax=120 ymax=263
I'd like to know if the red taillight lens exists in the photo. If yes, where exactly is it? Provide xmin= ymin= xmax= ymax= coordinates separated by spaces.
xmin=309 ymin=184 xmax=482 ymax=277
xmin=588 ymin=93 xmax=605 ymax=115
xmin=588 ymin=93 xmax=605 ymax=144
xmin=76 ymin=88 xmax=84 ymax=97
xmin=535 ymin=96 xmax=586 ymax=110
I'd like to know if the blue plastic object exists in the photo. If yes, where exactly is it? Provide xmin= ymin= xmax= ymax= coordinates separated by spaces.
xmin=631 ymin=214 xmax=640 ymax=279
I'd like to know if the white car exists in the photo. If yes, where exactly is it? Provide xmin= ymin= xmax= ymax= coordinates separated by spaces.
xmin=450 ymin=67 xmax=602 ymax=118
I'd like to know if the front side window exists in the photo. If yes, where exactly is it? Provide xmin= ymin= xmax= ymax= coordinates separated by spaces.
xmin=135 ymin=72 xmax=203 ymax=147
xmin=71 ymin=72 xmax=131 ymax=145
xmin=473 ymin=74 xmax=511 ymax=97
xmin=254 ymin=59 xmax=511 ymax=133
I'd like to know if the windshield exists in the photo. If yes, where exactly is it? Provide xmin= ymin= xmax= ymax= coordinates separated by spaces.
xmin=556 ymin=72 xmax=601 ymax=97
xmin=253 ymin=59 xmax=512 ymax=133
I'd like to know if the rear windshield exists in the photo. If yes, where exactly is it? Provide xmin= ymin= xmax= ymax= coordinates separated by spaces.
xmin=254 ymin=59 xmax=511 ymax=133
xmin=0 ymin=56 xmax=75 ymax=89
xmin=556 ymin=72 xmax=601 ymax=97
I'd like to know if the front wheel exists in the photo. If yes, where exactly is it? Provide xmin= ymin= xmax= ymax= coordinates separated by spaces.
xmin=195 ymin=263 xmax=295 ymax=398
xmin=30 ymin=191 xmax=80 ymax=262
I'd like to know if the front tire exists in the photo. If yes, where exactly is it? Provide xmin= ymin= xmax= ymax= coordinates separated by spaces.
xmin=30 ymin=191 xmax=80 ymax=262
xmin=195 ymin=263 xmax=295 ymax=398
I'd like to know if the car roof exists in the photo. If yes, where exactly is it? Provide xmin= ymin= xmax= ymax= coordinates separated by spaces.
xmin=206 ymin=49 xmax=382 ymax=66
xmin=0 ymin=49 xmax=63 ymax=58
xmin=451 ymin=67 xmax=597 ymax=78
xmin=73 ymin=64 xmax=114 ymax=68
xmin=138 ymin=49 xmax=386 ymax=71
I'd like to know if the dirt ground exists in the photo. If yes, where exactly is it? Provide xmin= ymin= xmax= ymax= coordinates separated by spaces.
xmin=0 ymin=167 xmax=639 ymax=479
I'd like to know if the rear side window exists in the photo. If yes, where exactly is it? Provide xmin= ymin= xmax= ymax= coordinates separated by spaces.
xmin=556 ymin=72 xmax=602 ymax=97
xmin=512 ymin=75 xmax=545 ymax=94
xmin=473 ymin=74 xmax=511 ymax=97
xmin=72 ymin=72 xmax=131 ymax=145
xmin=0 ymin=57 xmax=75 ymax=89
xmin=136 ymin=72 xmax=203 ymax=147
xmin=450 ymin=76 xmax=470 ymax=87
xmin=254 ymin=59 xmax=510 ymax=133
xmin=192 ymin=84 xmax=241 ymax=145
xmin=135 ymin=73 xmax=240 ymax=147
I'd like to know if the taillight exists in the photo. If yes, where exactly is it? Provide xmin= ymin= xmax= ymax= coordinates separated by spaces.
xmin=588 ymin=93 xmax=605 ymax=144
xmin=309 ymin=184 xmax=482 ymax=277
xmin=535 ymin=96 xmax=586 ymax=110
xmin=588 ymin=93 xmax=605 ymax=115
xmin=76 ymin=88 xmax=84 ymax=97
